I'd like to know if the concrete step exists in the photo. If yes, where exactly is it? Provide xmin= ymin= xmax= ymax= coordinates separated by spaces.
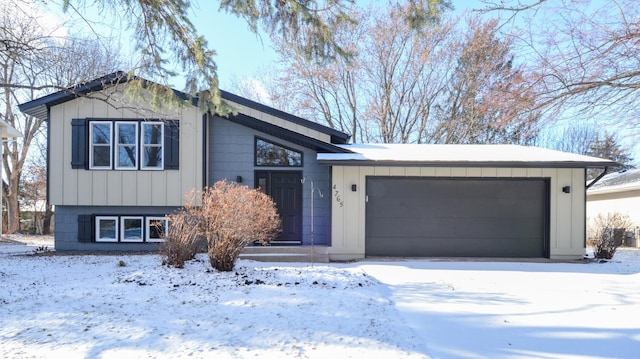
xmin=240 ymin=245 xmax=329 ymax=263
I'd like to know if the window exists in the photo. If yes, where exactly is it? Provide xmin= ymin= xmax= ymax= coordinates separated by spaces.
xmin=121 ymin=216 xmax=143 ymax=242
xmin=142 ymin=123 xmax=163 ymax=169
xmin=87 ymin=120 xmax=168 ymax=170
xmin=96 ymin=216 xmax=118 ymax=242
xmin=90 ymin=122 xmax=112 ymax=169
xmin=255 ymin=138 xmax=303 ymax=167
xmin=146 ymin=217 xmax=168 ymax=242
xmin=85 ymin=215 xmax=169 ymax=243
xmin=116 ymin=122 xmax=138 ymax=169
xmin=73 ymin=119 xmax=179 ymax=170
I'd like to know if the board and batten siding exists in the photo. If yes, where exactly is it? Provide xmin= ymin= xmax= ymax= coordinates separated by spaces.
xmin=49 ymin=89 xmax=203 ymax=207
xmin=328 ymin=166 xmax=587 ymax=261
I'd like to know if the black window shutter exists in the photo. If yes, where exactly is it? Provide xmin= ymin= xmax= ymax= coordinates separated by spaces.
xmin=71 ymin=119 xmax=88 ymax=169
xmin=164 ymin=120 xmax=180 ymax=170
xmin=77 ymin=215 xmax=93 ymax=242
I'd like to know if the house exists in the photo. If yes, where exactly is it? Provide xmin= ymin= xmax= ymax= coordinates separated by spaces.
xmin=1 ymin=119 xmax=22 ymax=234
xmin=587 ymin=169 xmax=640 ymax=245
xmin=19 ymin=72 xmax=617 ymax=260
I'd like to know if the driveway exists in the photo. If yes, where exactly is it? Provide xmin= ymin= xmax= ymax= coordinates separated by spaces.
xmin=356 ymin=251 xmax=640 ymax=358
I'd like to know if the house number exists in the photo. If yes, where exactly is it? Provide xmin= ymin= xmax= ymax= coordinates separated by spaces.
xmin=332 ymin=184 xmax=344 ymax=207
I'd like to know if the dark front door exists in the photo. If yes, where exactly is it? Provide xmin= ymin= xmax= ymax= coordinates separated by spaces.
xmin=255 ymin=171 xmax=303 ymax=244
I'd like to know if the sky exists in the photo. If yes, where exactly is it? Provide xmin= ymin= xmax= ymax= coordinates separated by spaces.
xmin=31 ymin=0 xmax=639 ymax=161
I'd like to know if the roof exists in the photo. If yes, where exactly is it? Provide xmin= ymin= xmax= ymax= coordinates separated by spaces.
xmin=220 ymin=90 xmax=350 ymax=145
xmin=317 ymin=143 xmax=620 ymax=168
xmin=588 ymin=168 xmax=640 ymax=194
xmin=18 ymin=71 xmax=350 ymax=147
xmin=0 ymin=119 xmax=22 ymax=138
xmin=18 ymin=72 xmax=135 ymax=120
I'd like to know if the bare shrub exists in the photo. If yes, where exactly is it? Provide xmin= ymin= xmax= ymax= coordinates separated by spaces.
xmin=588 ymin=213 xmax=632 ymax=260
xmin=160 ymin=212 xmax=200 ymax=268
xmin=173 ymin=180 xmax=281 ymax=271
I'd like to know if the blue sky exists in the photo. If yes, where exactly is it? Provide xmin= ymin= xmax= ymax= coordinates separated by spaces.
xmin=190 ymin=0 xmax=475 ymax=89
xmin=35 ymin=0 xmax=638 ymax=160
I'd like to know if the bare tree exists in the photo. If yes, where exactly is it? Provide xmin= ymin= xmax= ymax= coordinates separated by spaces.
xmin=480 ymin=0 xmax=640 ymax=133
xmin=541 ymin=124 xmax=635 ymax=179
xmin=432 ymin=17 xmax=540 ymax=144
xmin=541 ymin=124 xmax=599 ymax=155
xmin=271 ymin=4 xmax=540 ymax=144
xmin=362 ymin=4 xmax=454 ymax=143
xmin=1 ymin=1 xmax=121 ymax=233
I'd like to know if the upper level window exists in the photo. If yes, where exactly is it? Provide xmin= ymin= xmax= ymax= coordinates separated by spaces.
xmin=142 ymin=123 xmax=163 ymax=169
xmin=116 ymin=122 xmax=137 ymax=169
xmin=255 ymin=138 xmax=303 ymax=167
xmin=88 ymin=120 xmax=165 ymax=170
xmin=90 ymin=122 xmax=112 ymax=169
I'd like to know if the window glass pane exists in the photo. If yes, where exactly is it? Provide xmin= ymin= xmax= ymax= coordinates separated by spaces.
xmin=92 ymin=146 xmax=111 ymax=167
xmin=146 ymin=217 xmax=167 ymax=242
xmin=117 ymin=123 xmax=136 ymax=144
xmin=96 ymin=217 xmax=118 ymax=242
xmin=92 ymin=123 xmax=111 ymax=144
xmin=118 ymin=146 xmax=136 ymax=168
xmin=142 ymin=123 xmax=163 ymax=169
xmin=144 ymin=146 xmax=163 ymax=168
xmin=257 ymin=177 xmax=267 ymax=193
xmin=122 ymin=217 xmax=143 ymax=242
xmin=144 ymin=124 xmax=162 ymax=144
xmin=255 ymin=138 xmax=302 ymax=167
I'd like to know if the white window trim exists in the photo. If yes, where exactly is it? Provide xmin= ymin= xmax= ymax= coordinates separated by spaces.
xmin=141 ymin=122 xmax=164 ymax=170
xmin=120 ymin=216 xmax=144 ymax=242
xmin=89 ymin=122 xmax=113 ymax=170
xmin=146 ymin=216 xmax=168 ymax=242
xmin=115 ymin=121 xmax=139 ymax=170
xmin=95 ymin=216 xmax=119 ymax=242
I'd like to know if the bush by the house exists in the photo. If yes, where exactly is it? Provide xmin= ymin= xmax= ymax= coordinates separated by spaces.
xmin=589 ymin=212 xmax=632 ymax=259
xmin=160 ymin=212 xmax=200 ymax=268
xmin=170 ymin=180 xmax=281 ymax=271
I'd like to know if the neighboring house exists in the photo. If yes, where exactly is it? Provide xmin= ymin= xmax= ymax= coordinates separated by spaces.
xmin=587 ymin=169 xmax=640 ymax=242
xmin=0 ymin=119 xmax=22 ymax=234
xmin=19 ymin=72 xmax=617 ymax=260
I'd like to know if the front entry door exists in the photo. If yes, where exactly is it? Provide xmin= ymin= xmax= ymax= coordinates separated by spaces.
xmin=255 ymin=171 xmax=303 ymax=244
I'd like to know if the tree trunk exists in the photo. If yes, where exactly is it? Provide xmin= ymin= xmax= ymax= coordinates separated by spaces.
xmin=5 ymin=189 xmax=20 ymax=233
xmin=41 ymin=205 xmax=53 ymax=235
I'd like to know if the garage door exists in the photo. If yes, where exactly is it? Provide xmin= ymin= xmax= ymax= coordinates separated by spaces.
xmin=365 ymin=177 xmax=549 ymax=258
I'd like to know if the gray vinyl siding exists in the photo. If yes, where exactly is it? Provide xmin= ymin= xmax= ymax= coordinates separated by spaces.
xmin=54 ymin=205 xmax=178 ymax=251
xmin=208 ymin=116 xmax=331 ymax=246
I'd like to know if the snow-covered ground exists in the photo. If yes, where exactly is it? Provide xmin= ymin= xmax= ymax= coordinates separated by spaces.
xmin=1 ymin=236 xmax=639 ymax=358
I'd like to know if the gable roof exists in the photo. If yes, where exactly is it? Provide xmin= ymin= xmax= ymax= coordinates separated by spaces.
xmin=588 ymin=168 xmax=640 ymax=194
xmin=18 ymin=71 xmax=351 ymax=151
xmin=318 ymin=143 xmax=619 ymax=168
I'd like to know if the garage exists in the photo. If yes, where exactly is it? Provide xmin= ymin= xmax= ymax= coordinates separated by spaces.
xmin=319 ymin=143 xmax=618 ymax=261
xmin=365 ymin=177 xmax=550 ymax=258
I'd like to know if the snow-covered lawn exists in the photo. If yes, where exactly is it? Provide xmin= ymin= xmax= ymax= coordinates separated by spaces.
xmin=1 ymin=237 xmax=639 ymax=359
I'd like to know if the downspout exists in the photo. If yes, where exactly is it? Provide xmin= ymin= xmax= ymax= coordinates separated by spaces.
xmin=202 ymin=113 xmax=208 ymax=188
xmin=584 ymin=166 xmax=609 ymax=250
xmin=586 ymin=167 xmax=609 ymax=189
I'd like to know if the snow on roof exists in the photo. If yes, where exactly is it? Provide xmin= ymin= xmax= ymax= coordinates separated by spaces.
xmin=317 ymin=143 xmax=618 ymax=168
xmin=588 ymin=168 xmax=640 ymax=194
